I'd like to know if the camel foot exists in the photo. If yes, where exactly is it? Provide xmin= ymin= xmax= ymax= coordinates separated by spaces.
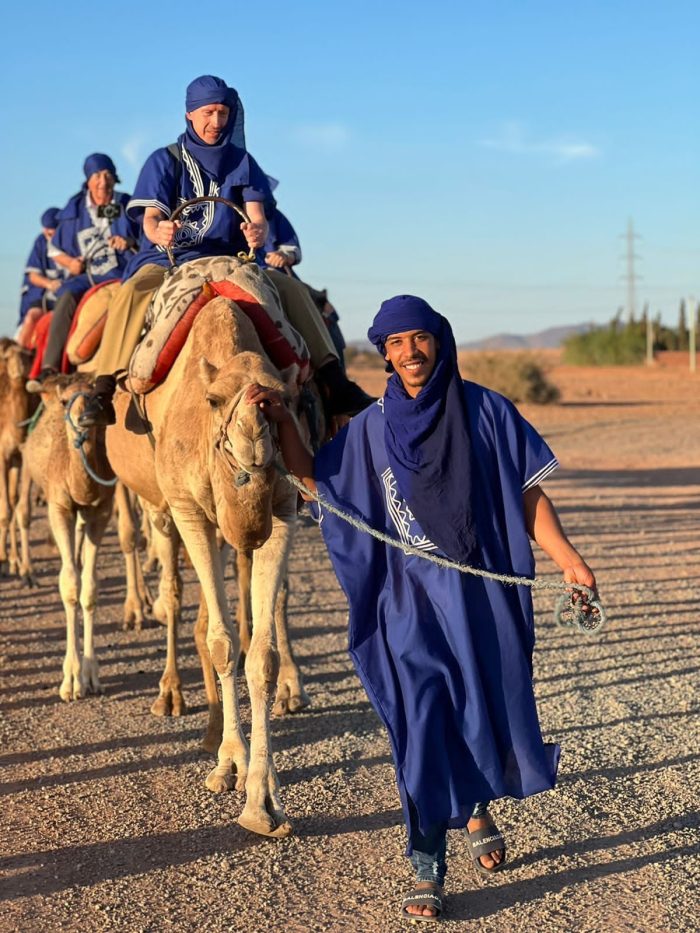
xmin=59 ymin=674 xmax=84 ymax=702
xmin=81 ymin=658 xmax=103 ymax=696
xmin=273 ymin=682 xmax=311 ymax=717
xmin=20 ymin=571 xmax=37 ymax=589
xmin=205 ymin=768 xmax=236 ymax=794
xmin=0 ymin=560 xmax=9 ymax=577
xmin=150 ymin=688 xmax=186 ymax=717
xmin=122 ymin=597 xmax=147 ymax=631
xmin=8 ymin=559 xmax=20 ymax=576
xmin=201 ymin=722 xmax=223 ymax=754
xmin=238 ymin=802 xmax=293 ymax=839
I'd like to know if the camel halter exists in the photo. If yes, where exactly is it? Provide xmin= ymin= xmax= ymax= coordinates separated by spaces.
xmin=212 ymin=386 xmax=272 ymax=487
xmin=63 ymin=391 xmax=118 ymax=487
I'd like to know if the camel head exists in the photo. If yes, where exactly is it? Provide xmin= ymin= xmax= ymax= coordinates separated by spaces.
xmin=199 ymin=351 xmax=287 ymax=475
xmin=0 ymin=340 xmax=33 ymax=384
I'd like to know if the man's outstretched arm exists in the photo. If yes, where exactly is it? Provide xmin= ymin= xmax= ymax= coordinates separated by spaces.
xmin=246 ymin=384 xmax=316 ymax=496
xmin=522 ymin=485 xmax=596 ymax=592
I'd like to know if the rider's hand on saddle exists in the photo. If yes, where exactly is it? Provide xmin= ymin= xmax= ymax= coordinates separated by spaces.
xmin=245 ymin=384 xmax=291 ymax=423
xmin=154 ymin=220 xmax=181 ymax=248
xmin=67 ymin=257 xmax=85 ymax=276
xmin=265 ymin=251 xmax=293 ymax=269
xmin=48 ymin=279 xmax=62 ymax=293
xmin=240 ymin=222 xmax=265 ymax=250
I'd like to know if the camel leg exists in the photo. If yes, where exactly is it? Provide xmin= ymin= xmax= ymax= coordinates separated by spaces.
xmin=238 ymin=508 xmax=296 ymax=838
xmin=115 ymin=482 xmax=150 ymax=630
xmin=272 ymin=572 xmax=311 ymax=716
xmin=7 ymin=457 xmax=21 ymax=575
xmin=0 ymin=459 xmax=10 ymax=575
xmin=16 ymin=465 xmax=34 ymax=586
xmin=169 ymin=507 xmax=249 ymax=796
xmin=78 ymin=501 xmax=112 ymax=695
xmin=49 ymin=502 xmax=83 ymax=701
xmin=236 ymin=548 xmax=253 ymax=658
xmin=141 ymin=499 xmax=160 ymax=573
xmin=193 ymin=592 xmax=224 ymax=753
xmin=149 ymin=514 xmax=186 ymax=717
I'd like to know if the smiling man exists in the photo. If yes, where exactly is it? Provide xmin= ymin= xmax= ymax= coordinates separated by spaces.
xmin=248 ymin=294 xmax=596 ymax=921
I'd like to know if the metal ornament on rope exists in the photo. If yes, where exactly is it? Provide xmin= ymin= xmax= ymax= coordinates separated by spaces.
xmin=275 ymin=464 xmax=607 ymax=636
xmin=164 ymin=196 xmax=256 ymax=274
xmin=63 ymin=391 xmax=118 ymax=487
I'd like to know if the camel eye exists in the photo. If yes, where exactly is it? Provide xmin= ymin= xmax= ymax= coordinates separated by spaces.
xmin=206 ymin=394 xmax=223 ymax=409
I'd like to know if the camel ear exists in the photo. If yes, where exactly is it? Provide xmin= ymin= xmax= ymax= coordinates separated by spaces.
xmin=199 ymin=357 xmax=218 ymax=388
xmin=278 ymin=363 xmax=300 ymax=399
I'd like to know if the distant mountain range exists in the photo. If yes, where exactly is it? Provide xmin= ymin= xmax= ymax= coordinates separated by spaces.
xmin=459 ymin=323 xmax=592 ymax=350
xmin=348 ymin=323 xmax=592 ymax=354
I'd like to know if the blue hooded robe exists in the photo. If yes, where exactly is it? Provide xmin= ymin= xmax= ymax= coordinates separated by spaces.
xmin=312 ymin=303 xmax=560 ymax=848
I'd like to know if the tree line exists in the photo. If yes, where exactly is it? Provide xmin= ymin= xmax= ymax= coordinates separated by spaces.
xmin=563 ymin=301 xmax=699 ymax=365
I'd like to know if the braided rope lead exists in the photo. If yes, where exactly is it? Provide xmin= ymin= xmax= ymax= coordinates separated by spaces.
xmin=64 ymin=392 xmax=118 ymax=488
xmin=275 ymin=463 xmax=606 ymax=635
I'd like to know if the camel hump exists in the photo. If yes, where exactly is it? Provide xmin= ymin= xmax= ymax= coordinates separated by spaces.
xmin=129 ymin=256 xmax=309 ymax=394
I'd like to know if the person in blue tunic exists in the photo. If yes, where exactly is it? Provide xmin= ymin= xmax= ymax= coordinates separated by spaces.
xmin=33 ymin=153 xmax=137 ymax=378
xmin=246 ymin=295 xmax=597 ymax=921
xmin=78 ymin=75 xmax=371 ymax=427
xmin=258 ymin=179 xmax=348 ymax=365
xmin=16 ymin=208 xmax=65 ymax=347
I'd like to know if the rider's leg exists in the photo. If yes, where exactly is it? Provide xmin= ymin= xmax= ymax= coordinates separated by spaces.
xmin=40 ymin=290 xmax=80 ymax=371
xmin=264 ymin=270 xmax=374 ymax=416
xmin=79 ymin=264 xmax=166 ymax=427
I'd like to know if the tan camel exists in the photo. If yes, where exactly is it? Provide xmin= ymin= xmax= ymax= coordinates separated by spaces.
xmin=0 ymin=338 xmax=35 ymax=577
xmin=17 ymin=375 xmax=117 ymax=699
xmin=106 ymin=296 xmax=303 ymax=837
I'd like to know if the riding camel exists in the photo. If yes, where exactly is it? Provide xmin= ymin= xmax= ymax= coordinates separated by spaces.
xmin=0 ymin=338 xmax=35 ymax=577
xmin=106 ymin=296 xmax=305 ymax=837
xmin=17 ymin=375 xmax=149 ymax=700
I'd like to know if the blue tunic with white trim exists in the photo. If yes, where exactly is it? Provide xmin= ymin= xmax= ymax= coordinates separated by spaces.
xmin=312 ymin=382 xmax=560 ymax=844
xmin=50 ymin=190 xmax=136 ymax=297
xmin=18 ymin=234 xmax=65 ymax=323
xmin=123 ymin=142 xmax=269 ymax=280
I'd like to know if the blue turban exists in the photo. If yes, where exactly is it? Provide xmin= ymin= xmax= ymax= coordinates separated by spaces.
xmin=186 ymin=74 xmax=238 ymax=111
xmin=182 ymin=75 xmax=246 ymax=178
xmin=41 ymin=207 xmax=61 ymax=229
xmin=368 ymin=295 xmax=477 ymax=563
xmin=83 ymin=153 xmax=120 ymax=183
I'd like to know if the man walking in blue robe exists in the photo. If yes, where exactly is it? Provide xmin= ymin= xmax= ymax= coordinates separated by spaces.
xmin=247 ymin=295 xmax=596 ymax=921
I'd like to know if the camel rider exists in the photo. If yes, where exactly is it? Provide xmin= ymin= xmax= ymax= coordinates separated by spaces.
xmin=16 ymin=208 xmax=66 ymax=348
xmin=257 ymin=179 xmax=347 ymax=364
xmin=28 ymin=155 xmax=138 ymax=383
xmin=79 ymin=74 xmax=372 ymax=427
xmin=259 ymin=177 xmax=301 ymax=273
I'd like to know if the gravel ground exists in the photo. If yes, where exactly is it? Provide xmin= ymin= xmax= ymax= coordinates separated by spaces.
xmin=1 ymin=361 xmax=699 ymax=932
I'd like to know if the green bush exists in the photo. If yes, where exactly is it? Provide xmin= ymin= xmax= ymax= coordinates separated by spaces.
xmin=563 ymin=324 xmax=646 ymax=365
xmin=461 ymin=353 xmax=560 ymax=404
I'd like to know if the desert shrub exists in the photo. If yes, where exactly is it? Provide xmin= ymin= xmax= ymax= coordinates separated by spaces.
xmin=460 ymin=353 xmax=560 ymax=404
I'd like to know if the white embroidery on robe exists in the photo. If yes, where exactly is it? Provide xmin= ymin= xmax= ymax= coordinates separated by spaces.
xmin=381 ymin=467 xmax=437 ymax=552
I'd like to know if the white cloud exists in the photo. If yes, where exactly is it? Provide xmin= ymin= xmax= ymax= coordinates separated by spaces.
xmin=291 ymin=122 xmax=351 ymax=151
xmin=479 ymin=121 xmax=601 ymax=163
xmin=120 ymin=134 xmax=148 ymax=169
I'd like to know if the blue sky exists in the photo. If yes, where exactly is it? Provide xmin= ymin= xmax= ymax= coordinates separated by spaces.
xmin=0 ymin=0 xmax=698 ymax=343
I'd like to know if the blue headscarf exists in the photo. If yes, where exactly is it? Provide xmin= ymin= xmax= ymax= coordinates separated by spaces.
xmin=183 ymin=75 xmax=246 ymax=179
xmin=83 ymin=153 xmax=120 ymax=184
xmin=368 ymin=295 xmax=477 ymax=563
xmin=41 ymin=207 xmax=60 ymax=229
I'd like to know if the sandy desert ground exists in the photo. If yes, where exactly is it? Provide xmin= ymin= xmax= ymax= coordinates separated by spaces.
xmin=1 ymin=354 xmax=698 ymax=932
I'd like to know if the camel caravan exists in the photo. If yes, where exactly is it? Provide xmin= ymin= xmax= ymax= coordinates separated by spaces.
xmin=5 ymin=74 xmax=373 ymax=839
